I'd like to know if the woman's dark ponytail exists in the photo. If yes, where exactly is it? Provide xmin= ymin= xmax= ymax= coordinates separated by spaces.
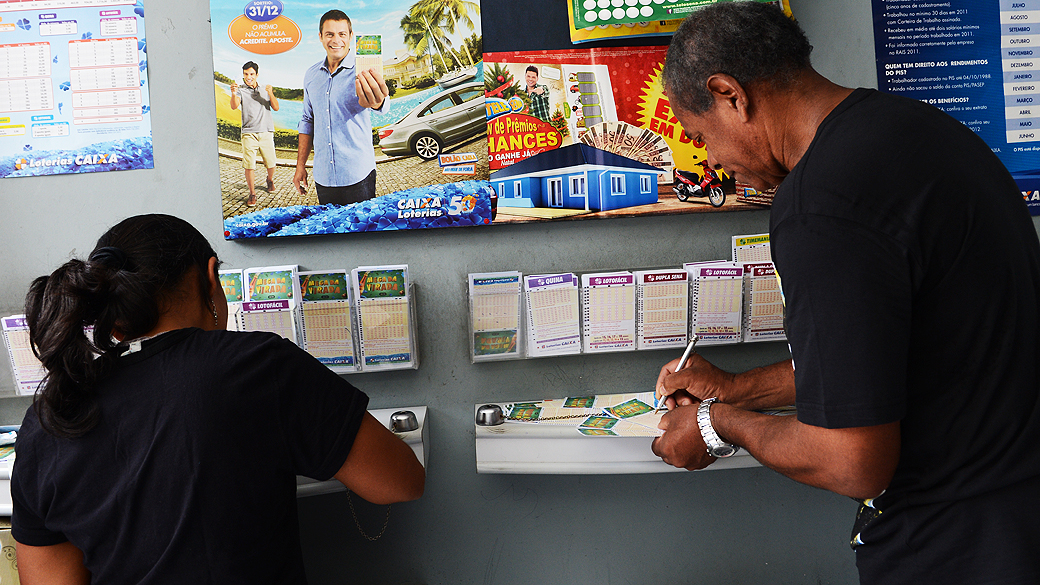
xmin=25 ymin=214 xmax=218 ymax=438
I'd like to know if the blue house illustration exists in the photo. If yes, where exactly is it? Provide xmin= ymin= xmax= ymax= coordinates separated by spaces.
xmin=491 ymin=143 xmax=664 ymax=211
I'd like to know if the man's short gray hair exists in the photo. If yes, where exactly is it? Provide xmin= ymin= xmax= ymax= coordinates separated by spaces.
xmin=662 ymin=2 xmax=813 ymax=115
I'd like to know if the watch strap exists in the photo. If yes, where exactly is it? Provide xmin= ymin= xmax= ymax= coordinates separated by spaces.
xmin=697 ymin=397 xmax=739 ymax=458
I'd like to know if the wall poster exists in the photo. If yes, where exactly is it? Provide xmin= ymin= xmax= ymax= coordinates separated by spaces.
xmin=483 ymin=0 xmax=789 ymax=226
xmin=0 ymin=0 xmax=153 ymax=179
xmin=872 ymin=0 xmax=1040 ymax=214
xmin=483 ymin=45 xmax=775 ymax=225
xmin=211 ymin=0 xmax=492 ymax=239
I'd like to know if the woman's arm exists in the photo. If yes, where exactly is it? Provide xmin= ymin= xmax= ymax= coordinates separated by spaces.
xmin=333 ymin=413 xmax=425 ymax=504
xmin=16 ymin=541 xmax=90 ymax=585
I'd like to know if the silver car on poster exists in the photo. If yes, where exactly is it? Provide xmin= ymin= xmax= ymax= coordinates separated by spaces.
xmin=378 ymin=82 xmax=486 ymax=161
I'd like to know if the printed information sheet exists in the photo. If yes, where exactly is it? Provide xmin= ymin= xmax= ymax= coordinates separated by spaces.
xmin=580 ymin=271 xmax=635 ymax=353
xmin=0 ymin=0 xmax=153 ymax=178
xmin=732 ymin=233 xmax=771 ymax=263
xmin=218 ymin=268 xmax=244 ymax=331
xmin=469 ymin=271 xmax=523 ymax=360
xmin=524 ymin=273 xmax=581 ymax=357
xmin=871 ymin=0 xmax=1040 ymax=212
xmin=240 ymin=264 xmax=300 ymax=343
xmin=299 ymin=270 xmax=356 ymax=372
xmin=685 ymin=261 xmax=744 ymax=345
xmin=2 ymin=315 xmax=46 ymax=395
xmin=635 ymin=269 xmax=688 ymax=349
xmin=742 ymin=262 xmax=786 ymax=342
xmin=353 ymin=266 xmax=415 ymax=370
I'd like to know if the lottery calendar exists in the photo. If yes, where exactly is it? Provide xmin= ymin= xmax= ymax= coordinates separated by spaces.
xmin=0 ymin=0 xmax=154 ymax=178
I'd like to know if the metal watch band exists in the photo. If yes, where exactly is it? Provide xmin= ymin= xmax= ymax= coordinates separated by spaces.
xmin=697 ymin=397 xmax=739 ymax=458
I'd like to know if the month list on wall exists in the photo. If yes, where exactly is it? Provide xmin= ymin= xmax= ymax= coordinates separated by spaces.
xmin=0 ymin=0 xmax=153 ymax=178
xmin=871 ymin=0 xmax=1040 ymax=211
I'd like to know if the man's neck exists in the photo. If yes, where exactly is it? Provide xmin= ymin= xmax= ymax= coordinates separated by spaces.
xmin=761 ymin=69 xmax=854 ymax=173
xmin=326 ymin=55 xmax=347 ymax=73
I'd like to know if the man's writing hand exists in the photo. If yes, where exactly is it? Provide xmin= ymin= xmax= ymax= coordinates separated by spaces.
xmin=357 ymin=68 xmax=389 ymax=110
xmin=656 ymin=352 xmax=735 ymax=409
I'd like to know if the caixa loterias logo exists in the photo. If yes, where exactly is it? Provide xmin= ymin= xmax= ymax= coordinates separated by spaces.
xmin=15 ymin=153 xmax=123 ymax=170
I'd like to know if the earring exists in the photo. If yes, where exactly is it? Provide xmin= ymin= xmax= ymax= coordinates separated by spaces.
xmin=210 ymin=301 xmax=219 ymax=327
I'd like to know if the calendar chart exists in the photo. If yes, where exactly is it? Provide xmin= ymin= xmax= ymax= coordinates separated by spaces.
xmin=0 ymin=0 xmax=153 ymax=178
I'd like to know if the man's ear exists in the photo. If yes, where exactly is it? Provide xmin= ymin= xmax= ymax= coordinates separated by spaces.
xmin=705 ymin=73 xmax=751 ymax=122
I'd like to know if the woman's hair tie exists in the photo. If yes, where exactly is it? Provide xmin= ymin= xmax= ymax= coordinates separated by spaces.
xmin=89 ymin=246 xmax=131 ymax=271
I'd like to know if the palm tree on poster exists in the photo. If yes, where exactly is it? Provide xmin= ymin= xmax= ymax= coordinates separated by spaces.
xmin=401 ymin=11 xmax=449 ymax=74
xmin=408 ymin=0 xmax=480 ymax=68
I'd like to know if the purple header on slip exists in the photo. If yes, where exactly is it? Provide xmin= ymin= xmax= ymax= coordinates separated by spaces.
xmin=243 ymin=299 xmax=291 ymax=311
xmin=527 ymin=274 xmax=575 ymax=289
xmin=100 ymin=10 xmax=122 ymax=16
xmin=588 ymin=275 xmax=634 ymax=287
xmin=641 ymin=271 xmax=687 ymax=284
xmin=3 ymin=317 xmax=28 ymax=328
xmin=742 ymin=262 xmax=776 ymax=277
xmin=699 ymin=267 xmax=743 ymax=278
xmin=38 ymin=13 xmax=57 ymax=19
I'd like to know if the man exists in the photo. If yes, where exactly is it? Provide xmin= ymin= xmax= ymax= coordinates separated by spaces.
xmin=523 ymin=65 xmax=550 ymax=122
xmin=230 ymin=61 xmax=279 ymax=207
xmin=294 ymin=10 xmax=389 ymax=206
xmin=653 ymin=3 xmax=1040 ymax=584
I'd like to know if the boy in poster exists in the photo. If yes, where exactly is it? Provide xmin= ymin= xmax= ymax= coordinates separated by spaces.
xmin=230 ymin=61 xmax=280 ymax=207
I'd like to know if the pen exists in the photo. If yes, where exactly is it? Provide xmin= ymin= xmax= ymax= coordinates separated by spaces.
xmin=654 ymin=336 xmax=698 ymax=414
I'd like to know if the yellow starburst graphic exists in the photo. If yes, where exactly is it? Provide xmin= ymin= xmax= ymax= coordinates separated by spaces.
xmin=636 ymin=64 xmax=709 ymax=173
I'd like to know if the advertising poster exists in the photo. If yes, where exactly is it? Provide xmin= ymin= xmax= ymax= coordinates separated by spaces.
xmin=566 ymin=0 xmax=790 ymax=43
xmin=484 ymin=46 xmax=772 ymax=224
xmin=211 ymin=0 xmax=492 ymax=239
xmin=872 ymin=0 xmax=1040 ymax=214
xmin=0 ymin=0 xmax=153 ymax=179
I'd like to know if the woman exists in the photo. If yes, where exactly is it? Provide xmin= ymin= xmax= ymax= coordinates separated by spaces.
xmin=11 ymin=214 xmax=424 ymax=584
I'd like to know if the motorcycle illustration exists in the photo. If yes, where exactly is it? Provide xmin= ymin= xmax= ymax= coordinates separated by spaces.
xmin=673 ymin=160 xmax=726 ymax=207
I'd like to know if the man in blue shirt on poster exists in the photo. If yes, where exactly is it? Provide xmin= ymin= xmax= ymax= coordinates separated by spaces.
xmin=294 ymin=9 xmax=388 ymax=205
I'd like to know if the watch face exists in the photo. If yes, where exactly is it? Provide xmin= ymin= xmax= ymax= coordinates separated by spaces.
xmin=709 ymin=444 xmax=738 ymax=458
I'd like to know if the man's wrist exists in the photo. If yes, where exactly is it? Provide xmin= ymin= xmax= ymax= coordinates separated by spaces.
xmin=697 ymin=398 xmax=740 ymax=458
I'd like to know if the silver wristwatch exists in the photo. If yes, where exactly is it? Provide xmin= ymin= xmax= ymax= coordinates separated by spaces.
xmin=697 ymin=397 xmax=739 ymax=458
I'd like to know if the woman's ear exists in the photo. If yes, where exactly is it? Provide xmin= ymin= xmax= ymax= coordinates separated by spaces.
xmin=206 ymin=257 xmax=221 ymax=298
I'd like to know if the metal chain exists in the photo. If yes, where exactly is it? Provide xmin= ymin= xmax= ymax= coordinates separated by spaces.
xmin=346 ymin=489 xmax=391 ymax=541
xmin=506 ymin=412 xmax=596 ymax=422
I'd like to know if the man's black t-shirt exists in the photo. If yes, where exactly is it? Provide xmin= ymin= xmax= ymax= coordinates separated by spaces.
xmin=771 ymin=89 xmax=1040 ymax=583
xmin=12 ymin=328 xmax=369 ymax=584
